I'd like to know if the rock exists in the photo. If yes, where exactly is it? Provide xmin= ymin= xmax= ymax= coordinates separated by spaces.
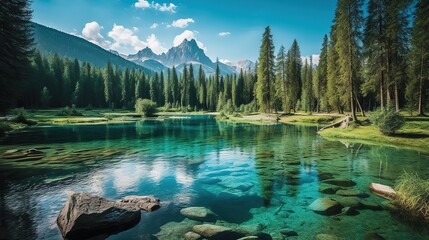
xmin=309 ymin=198 xmax=342 ymax=216
xmin=336 ymin=197 xmax=361 ymax=208
xmin=316 ymin=234 xmax=345 ymax=240
xmin=56 ymin=193 xmax=160 ymax=239
xmin=27 ymin=148 xmax=44 ymax=154
xmin=280 ymin=228 xmax=298 ymax=237
xmin=341 ymin=207 xmax=359 ymax=216
xmin=180 ymin=207 xmax=217 ymax=222
xmin=360 ymin=200 xmax=383 ymax=210
xmin=156 ymin=218 xmax=199 ymax=240
xmin=318 ymin=172 xmax=334 ymax=180
xmin=184 ymin=231 xmax=203 ymax=240
xmin=237 ymin=237 xmax=259 ymax=240
xmin=120 ymin=195 xmax=161 ymax=212
xmin=369 ymin=183 xmax=396 ymax=199
xmin=323 ymin=179 xmax=356 ymax=187
xmin=319 ymin=184 xmax=342 ymax=194
xmin=5 ymin=149 xmax=19 ymax=154
xmin=336 ymin=189 xmax=369 ymax=198
xmin=192 ymin=224 xmax=245 ymax=239
xmin=364 ymin=232 xmax=385 ymax=240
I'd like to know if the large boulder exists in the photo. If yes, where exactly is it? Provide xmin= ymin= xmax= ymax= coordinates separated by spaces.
xmin=57 ymin=193 xmax=160 ymax=239
xmin=180 ymin=207 xmax=217 ymax=222
xmin=309 ymin=198 xmax=342 ymax=216
xmin=192 ymin=224 xmax=245 ymax=239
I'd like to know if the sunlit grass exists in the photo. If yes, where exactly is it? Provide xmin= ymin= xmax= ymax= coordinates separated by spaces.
xmin=394 ymin=173 xmax=429 ymax=224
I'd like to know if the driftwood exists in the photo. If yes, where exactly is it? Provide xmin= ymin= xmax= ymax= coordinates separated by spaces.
xmin=319 ymin=116 xmax=352 ymax=131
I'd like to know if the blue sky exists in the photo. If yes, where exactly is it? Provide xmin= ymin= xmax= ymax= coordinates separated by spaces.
xmin=32 ymin=0 xmax=337 ymax=63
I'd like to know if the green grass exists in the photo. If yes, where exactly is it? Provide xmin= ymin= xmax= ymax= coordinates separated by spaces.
xmin=279 ymin=114 xmax=341 ymax=125
xmin=319 ymin=117 xmax=429 ymax=152
xmin=393 ymin=173 xmax=429 ymax=224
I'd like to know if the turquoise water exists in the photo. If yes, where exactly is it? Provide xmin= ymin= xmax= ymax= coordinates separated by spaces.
xmin=0 ymin=115 xmax=428 ymax=239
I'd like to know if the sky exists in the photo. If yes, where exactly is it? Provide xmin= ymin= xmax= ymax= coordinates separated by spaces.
xmin=32 ymin=0 xmax=338 ymax=64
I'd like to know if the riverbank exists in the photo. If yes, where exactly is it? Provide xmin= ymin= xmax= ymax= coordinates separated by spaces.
xmin=318 ymin=116 xmax=429 ymax=153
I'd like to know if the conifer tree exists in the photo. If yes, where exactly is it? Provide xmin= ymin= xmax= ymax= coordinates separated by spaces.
xmin=256 ymin=26 xmax=275 ymax=113
xmin=275 ymin=46 xmax=287 ymax=111
xmin=315 ymin=35 xmax=328 ymax=112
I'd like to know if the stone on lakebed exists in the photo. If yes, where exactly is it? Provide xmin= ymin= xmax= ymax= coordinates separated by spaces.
xmin=309 ymin=198 xmax=342 ymax=216
xmin=192 ymin=224 xmax=245 ymax=239
xmin=180 ymin=207 xmax=217 ymax=222
xmin=322 ymin=178 xmax=356 ymax=187
xmin=56 ymin=192 xmax=160 ymax=239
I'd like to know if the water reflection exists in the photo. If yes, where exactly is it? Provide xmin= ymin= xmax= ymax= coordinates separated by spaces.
xmin=0 ymin=116 xmax=428 ymax=239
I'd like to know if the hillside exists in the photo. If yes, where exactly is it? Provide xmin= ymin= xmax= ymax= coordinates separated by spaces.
xmin=32 ymin=23 xmax=152 ymax=75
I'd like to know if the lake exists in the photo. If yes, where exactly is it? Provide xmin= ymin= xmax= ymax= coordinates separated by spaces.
xmin=0 ymin=115 xmax=428 ymax=239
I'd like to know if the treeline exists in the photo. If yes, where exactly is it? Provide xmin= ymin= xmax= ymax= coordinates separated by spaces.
xmin=256 ymin=0 xmax=429 ymax=118
xmin=20 ymin=51 xmax=259 ymax=112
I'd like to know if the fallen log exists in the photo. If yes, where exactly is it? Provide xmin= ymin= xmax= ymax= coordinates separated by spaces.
xmin=369 ymin=183 xmax=396 ymax=200
xmin=319 ymin=116 xmax=351 ymax=131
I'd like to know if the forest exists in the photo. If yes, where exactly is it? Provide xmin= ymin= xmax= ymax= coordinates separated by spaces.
xmin=1 ymin=0 xmax=428 ymax=119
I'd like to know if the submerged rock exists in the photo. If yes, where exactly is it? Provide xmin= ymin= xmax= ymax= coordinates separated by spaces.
xmin=56 ymin=192 xmax=160 ymax=239
xmin=316 ymin=234 xmax=345 ymax=240
xmin=156 ymin=218 xmax=199 ymax=240
xmin=359 ymin=199 xmax=383 ymax=210
xmin=336 ymin=197 xmax=361 ymax=208
xmin=280 ymin=228 xmax=298 ymax=237
xmin=323 ymin=179 xmax=356 ymax=187
xmin=364 ymin=232 xmax=385 ymax=240
xmin=180 ymin=207 xmax=217 ymax=222
xmin=319 ymin=184 xmax=342 ymax=194
xmin=341 ymin=207 xmax=359 ymax=216
xmin=309 ymin=198 xmax=342 ymax=216
xmin=192 ymin=224 xmax=245 ymax=239
xmin=336 ymin=189 xmax=369 ymax=198
xmin=184 ymin=231 xmax=203 ymax=240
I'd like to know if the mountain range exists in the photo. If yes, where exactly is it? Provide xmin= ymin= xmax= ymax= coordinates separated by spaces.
xmin=33 ymin=22 xmax=255 ymax=76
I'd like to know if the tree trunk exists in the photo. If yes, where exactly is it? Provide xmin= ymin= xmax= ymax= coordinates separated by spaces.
xmin=418 ymin=51 xmax=424 ymax=116
xmin=394 ymin=82 xmax=399 ymax=112
xmin=380 ymin=74 xmax=384 ymax=110
xmin=355 ymin=95 xmax=365 ymax=117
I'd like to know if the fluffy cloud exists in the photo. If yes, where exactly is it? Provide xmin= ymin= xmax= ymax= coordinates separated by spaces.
xmin=301 ymin=54 xmax=320 ymax=66
xmin=134 ymin=0 xmax=150 ymax=9
xmin=218 ymin=32 xmax=231 ymax=37
xmin=173 ymin=30 xmax=206 ymax=52
xmin=108 ymin=24 xmax=166 ymax=54
xmin=82 ymin=21 xmax=111 ymax=48
xmin=171 ymin=18 xmax=194 ymax=28
xmin=150 ymin=23 xmax=159 ymax=29
xmin=134 ymin=0 xmax=177 ymax=13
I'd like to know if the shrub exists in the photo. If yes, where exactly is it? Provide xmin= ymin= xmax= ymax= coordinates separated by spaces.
xmin=0 ymin=122 xmax=12 ymax=134
xmin=370 ymin=107 xmax=405 ymax=135
xmin=57 ymin=105 xmax=83 ymax=116
xmin=135 ymin=98 xmax=157 ymax=117
xmin=394 ymin=173 xmax=429 ymax=224
xmin=9 ymin=108 xmax=36 ymax=125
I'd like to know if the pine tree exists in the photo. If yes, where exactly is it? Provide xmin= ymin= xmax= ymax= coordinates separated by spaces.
xmin=256 ymin=26 xmax=276 ymax=113
xmin=104 ymin=61 xmax=114 ymax=109
xmin=197 ymin=65 xmax=206 ymax=109
xmin=335 ymin=0 xmax=364 ymax=121
xmin=275 ymin=46 xmax=287 ymax=111
xmin=315 ymin=35 xmax=328 ymax=112
xmin=171 ymin=66 xmax=179 ymax=107
xmin=188 ymin=64 xmax=197 ymax=109
xmin=0 ymin=0 xmax=33 ymax=112
xmin=232 ymin=75 xmax=237 ymax=108
xmin=408 ymin=0 xmax=429 ymax=115
xmin=40 ymin=86 xmax=51 ymax=108
xmin=286 ymin=40 xmax=302 ymax=112
xmin=236 ymin=69 xmax=245 ymax=107
xmin=164 ymin=68 xmax=171 ymax=107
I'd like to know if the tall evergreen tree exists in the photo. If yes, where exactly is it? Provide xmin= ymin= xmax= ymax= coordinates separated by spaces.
xmin=315 ymin=35 xmax=328 ymax=112
xmin=335 ymin=0 xmax=364 ymax=121
xmin=104 ymin=61 xmax=114 ymax=108
xmin=171 ymin=66 xmax=179 ymax=107
xmin=256 ymin=26 xmax=276 ymax=113
xmin=275 ymin=45 xmax=287 ymax=111
xmin=408 ymin=0 xmax=429 ymax=115
xmin=0 ymin=0 xmax=33 ymax=112
xmin=286 ymin=40 xmax=302 ymax=112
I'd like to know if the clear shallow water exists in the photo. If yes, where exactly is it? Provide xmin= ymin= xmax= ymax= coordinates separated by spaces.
xmin=0 ymin=115 xmax=428 ymax=239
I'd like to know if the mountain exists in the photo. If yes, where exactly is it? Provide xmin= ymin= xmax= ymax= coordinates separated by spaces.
xmin=32 ymin=23 xmax=152 ymax=75
xmin=126 ymin=39 xmax=237 ymax=75
xmin=223 ymin=60 xmax=256 ymax=73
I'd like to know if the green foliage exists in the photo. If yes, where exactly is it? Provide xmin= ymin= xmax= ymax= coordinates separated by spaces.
xmin=371 ymin=107 xmax=405 ymax=135
xmin=10 ymin=108 xmax=36 ymax=125
xmin=57 ymin=105 xmax=83 ymax=116
xmin=256 ymin=26 xmax=275 ymax=113
xmin=135 ymin=98 xmax=157 ymax=117
xmin=394 ymin=172 xmax=429 ymax=224
xmin=40 ymin=86 xmax=51 ymax=108
xmin=0 ymin=122 xmax=12 ymax=134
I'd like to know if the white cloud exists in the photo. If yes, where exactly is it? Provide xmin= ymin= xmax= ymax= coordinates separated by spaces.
xmin=82 ymin=21 xmax=111 ymax=48
xmin=133 ymin=27 xmax=139 ymax=32
xmin=173 ymin=30 xmax=207 ymax=52
xmin=134 ymin=0 xmax=177 ymax=13
xmin=153 ymin=2 xmax=177 ymax=13
xmin=108 ymin=24 xmax=167 ymax=54
xmin=218 ymin=32 xmax=231 ymax=37
xmin=150 ymin=23 xmax=159 ymax=29
xmin=301 ymin=54 xmax=320 ymax=66
xmin=171 ymin=18 xmax=194 ymax=28
xmin=135 ymin=0 xmax=150 ymax=9
xmin=219 ymin=59 xmax=231 ymax=65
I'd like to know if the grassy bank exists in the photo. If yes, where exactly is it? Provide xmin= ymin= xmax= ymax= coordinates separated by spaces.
xmin=319 ymin=116 xmax=429 ymax=152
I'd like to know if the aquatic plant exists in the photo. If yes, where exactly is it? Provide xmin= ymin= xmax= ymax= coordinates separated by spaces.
xmin=394 ymin=172 xmax=429 ymax=224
